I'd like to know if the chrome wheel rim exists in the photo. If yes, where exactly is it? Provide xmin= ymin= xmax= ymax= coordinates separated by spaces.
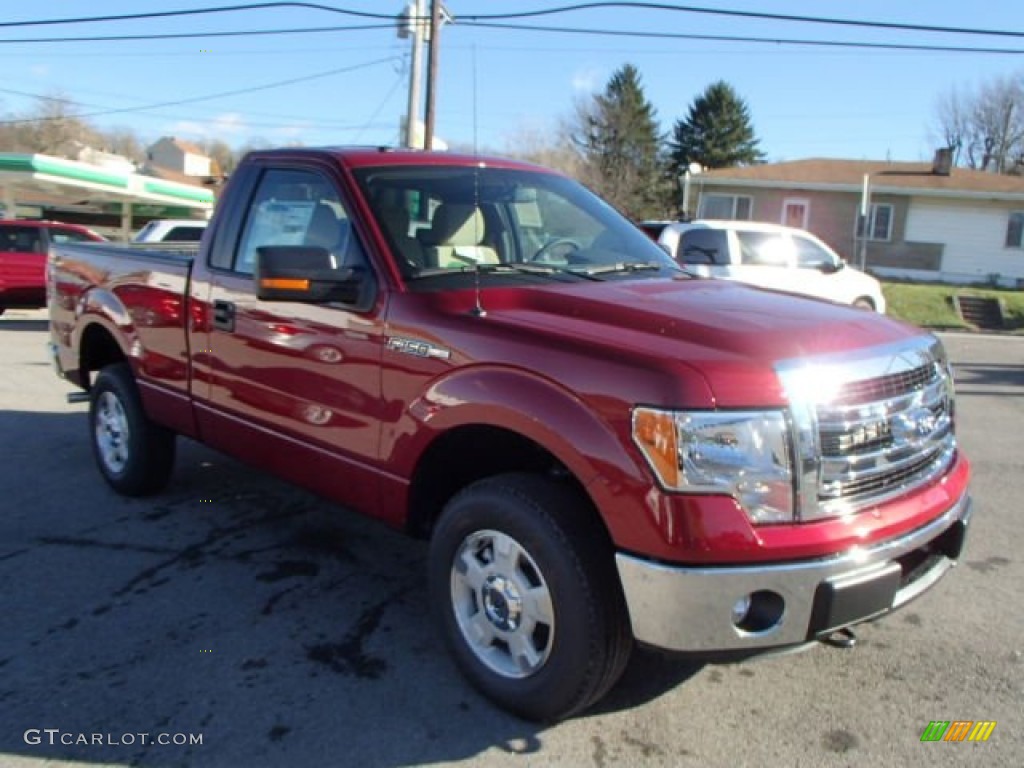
xmin=450 ymin=529 xmax=555 ymax=679
xmin=95 ymin=391 xmax=130 ymax=474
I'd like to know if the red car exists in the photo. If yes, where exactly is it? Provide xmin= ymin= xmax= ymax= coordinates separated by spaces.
xmin=0 ymin=219 xmax=105 ymax=315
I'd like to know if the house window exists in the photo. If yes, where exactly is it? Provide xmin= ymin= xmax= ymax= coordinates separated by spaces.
xmin=867 ymin=203 xmax=893 ymax=241
xmin=1006 ymin=211 xmax=1024 ymax=248
xmin=699 ymin=194 xmax=752 ymax=220
xmin=782 ymin=199 xmax=809 ymax=229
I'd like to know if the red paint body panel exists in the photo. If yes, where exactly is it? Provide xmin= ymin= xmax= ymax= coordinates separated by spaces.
xmin=47 ymin=148 xmax=971 ymax=570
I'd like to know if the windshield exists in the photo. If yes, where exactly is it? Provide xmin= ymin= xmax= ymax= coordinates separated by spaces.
xmin=352 ymin=164 xmax=679 ymax=282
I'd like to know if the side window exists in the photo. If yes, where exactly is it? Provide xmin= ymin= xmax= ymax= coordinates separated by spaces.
xmin=793 ymin=235 xmax=836 ymax=269
xmin=678 ymin=229 xmax=728 ymax=265
xmin=164 ymin=226 xmax=205 ymax=242
xmin=0 ymin=226 xmax=43 ymax=253
xmin=234 ymin=168 xmax=367 ymax=275
xmin=50 ymin=229 xmax=96 ymax=245
xmin=736 ymin=232 xmax=793 ymax=266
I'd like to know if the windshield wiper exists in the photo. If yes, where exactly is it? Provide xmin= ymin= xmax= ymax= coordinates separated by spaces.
xmin=409 ymin=262 xmax=590 ymax=281
xmin=567 ymin=261 xmax=665 ymax=278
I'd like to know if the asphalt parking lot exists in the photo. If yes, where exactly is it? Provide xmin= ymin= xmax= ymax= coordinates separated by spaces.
xmin=0 ymin=309 xmax=1021 ymax=768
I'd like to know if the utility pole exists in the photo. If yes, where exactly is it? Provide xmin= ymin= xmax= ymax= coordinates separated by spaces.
xmin=858 ymin=173 xmax=871 ymax=270
xmin=423 ymin=0 xmax=442 ymax=151
xmin=403 ymin=0 xmax=425 ymax=149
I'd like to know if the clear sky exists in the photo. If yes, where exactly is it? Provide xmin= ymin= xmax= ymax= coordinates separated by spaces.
xmin=2 ymin=1 xmax=1022 ymax=163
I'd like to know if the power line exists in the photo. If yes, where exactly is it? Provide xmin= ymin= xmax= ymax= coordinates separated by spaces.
xmin=0 ymin=56 xmax=401 ymax=125
xmin=458 ymin=3 xmax=1024 ymax=39
xmin=0 ymin=3 xmax=396 ymax=28
xmin=460 ymin=21 xmax=1024 ymax=55
xmin=0 ymin=84 xmax=397 ymax=132
xmin=354 ymin=65 xmax=407 ymax=143
xmin=1 ymin=2 xmax=1021 ymax=40
xmin=0 ymin=14 xmax=1020 ymax=55
xmin=0 ymin=23 xmax=394 ymax=45
xmin=5 ymin=21 xmax=1023 ymax=55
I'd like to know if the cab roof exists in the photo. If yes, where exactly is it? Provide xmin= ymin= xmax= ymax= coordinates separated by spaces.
xmin=243 ymin=146 xmax=557 ymax=174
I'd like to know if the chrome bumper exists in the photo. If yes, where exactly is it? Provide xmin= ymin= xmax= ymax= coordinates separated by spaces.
xmin=616 ymin=492 xmax=971 ymax=652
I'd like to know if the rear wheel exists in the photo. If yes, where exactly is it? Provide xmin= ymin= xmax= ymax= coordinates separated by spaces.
xmin=89 ymin=363 xmax=176 ymax=496
xmin=853 ymin=297 xmax=875 ymax=310
xmin=429 ymin=473 xmax=632 ymax=721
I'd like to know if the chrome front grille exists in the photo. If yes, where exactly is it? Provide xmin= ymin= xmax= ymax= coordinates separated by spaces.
xmin=778 ymin=336 xmax=957 ymax=521
xmin=833 ymin=362 xmax=937 ymax=405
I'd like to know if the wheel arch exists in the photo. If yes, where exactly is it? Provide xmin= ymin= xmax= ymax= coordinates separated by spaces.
xmin=77 ymin=319 xmax=129 ymax=388
xmin=400 ymin=368 xmax=642 ymax=544
xmin=406 ymin=423 xmax=605 ymax=540
xmin=72 ymin=286 xmax=137 ymax=387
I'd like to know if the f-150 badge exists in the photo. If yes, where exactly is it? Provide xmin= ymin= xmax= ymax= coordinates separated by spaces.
xmin=386 ymin=336 xmax=451 ymax=361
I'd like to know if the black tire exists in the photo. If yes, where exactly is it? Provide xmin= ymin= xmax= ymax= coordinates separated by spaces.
xmin=853 ymin=297 xmax=875 ymax=311
xmin=89 ymin=363 xmax=176 ymax=496
xmin=429 ymin=473 xmax=632 ymax=722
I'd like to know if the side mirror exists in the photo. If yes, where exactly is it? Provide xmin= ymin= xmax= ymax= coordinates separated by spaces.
xmin=817 ymin=260 xmax=843 ymax=274
xmin=256 ymin=245 xmax=367 ymax=304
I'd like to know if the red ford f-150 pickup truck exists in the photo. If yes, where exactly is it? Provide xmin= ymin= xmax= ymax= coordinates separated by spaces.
xmin=48 ymin=147 xmax=971 ymax=721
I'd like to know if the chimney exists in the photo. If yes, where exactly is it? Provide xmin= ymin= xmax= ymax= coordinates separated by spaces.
xmin=932 ymin=147 xmax=953 ymax=176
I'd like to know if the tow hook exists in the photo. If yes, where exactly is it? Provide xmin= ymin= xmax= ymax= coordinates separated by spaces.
xmin=821 ymin=627 xmax=857 ymax=649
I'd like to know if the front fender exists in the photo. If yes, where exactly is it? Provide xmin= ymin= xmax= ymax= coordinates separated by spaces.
xmin=388 ymin=365 xmax=661 ymax=550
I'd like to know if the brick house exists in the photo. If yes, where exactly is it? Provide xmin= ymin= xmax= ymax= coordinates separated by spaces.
xmin=693 ymin=157 xmax=1024 ymax=286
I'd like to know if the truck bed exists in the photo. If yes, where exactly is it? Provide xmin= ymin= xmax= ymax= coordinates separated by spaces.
xmin=49 ymin=241 xmax=197 ymax=394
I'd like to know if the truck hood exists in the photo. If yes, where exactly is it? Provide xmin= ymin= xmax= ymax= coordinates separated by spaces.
xmin=478 ymin=277 xmax=920 ymax=407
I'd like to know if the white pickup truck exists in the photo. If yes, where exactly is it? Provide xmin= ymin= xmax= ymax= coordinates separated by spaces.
xmin=658 ymin=219 xmax=886 ymax=312
xmin=133 ymin=218 xmax=208 ymax=243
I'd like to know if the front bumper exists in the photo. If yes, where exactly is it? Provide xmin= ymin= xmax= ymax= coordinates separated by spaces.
xmin=616 ymin=491 xmax=971 ymax=652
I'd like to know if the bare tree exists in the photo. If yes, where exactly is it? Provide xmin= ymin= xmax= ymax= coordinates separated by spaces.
xmin=932 ymin=87 xmax=971 ymax=166
xmin=972 ymin=76 xmax=1024 ymax=173
xmin=933 ymin=73 xmax=1024 ymax=173
xmin=502 ymin=122 xmax=584 ymax=179
xmin=100 ymin=127 xmax=147 ymax=165
xmin=201 ymin=138 xmax=237 ymax=176
xmin=22 ymin=94 xmax=101 ymax=156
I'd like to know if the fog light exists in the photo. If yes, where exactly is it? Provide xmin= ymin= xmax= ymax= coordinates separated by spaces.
xmin=732 ymin=590 xmax=786 ymax=635
xmin=731 ymin=595 xmax=752 ymax=624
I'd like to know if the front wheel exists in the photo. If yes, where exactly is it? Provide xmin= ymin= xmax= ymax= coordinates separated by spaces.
xmin=89 ymin=363 xmax=176 ymax=496
xmin=429 ymin=473 xmax=632 ymax=721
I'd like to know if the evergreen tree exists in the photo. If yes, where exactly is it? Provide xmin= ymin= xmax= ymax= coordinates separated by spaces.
xmin=670 ymin=81 xmax=765 ymax=172
xmin=573 ymin=64 xmax=671 ymax=219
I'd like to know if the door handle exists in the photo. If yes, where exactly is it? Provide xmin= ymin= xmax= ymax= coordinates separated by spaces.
xmin=212 ymin=300 xmax=235 ymax=332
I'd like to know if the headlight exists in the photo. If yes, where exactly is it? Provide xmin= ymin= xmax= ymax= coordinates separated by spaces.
xmin=632 ymin=407 xmax=795 ymax=524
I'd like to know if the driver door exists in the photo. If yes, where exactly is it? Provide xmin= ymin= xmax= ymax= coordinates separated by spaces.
xmin=200 ymin=164 xmax=385 ymax=512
